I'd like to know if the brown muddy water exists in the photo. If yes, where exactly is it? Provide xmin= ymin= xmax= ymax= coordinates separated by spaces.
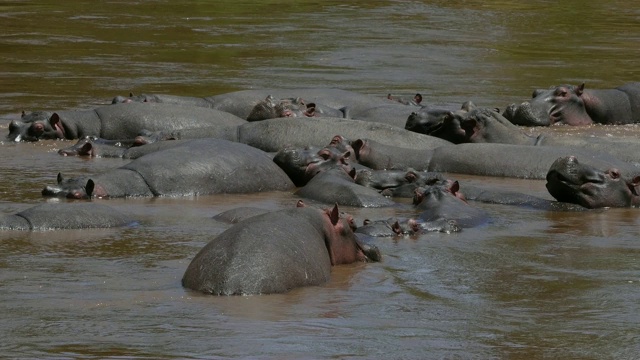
xmin=1 ymin=1 xmax=640 ymax=359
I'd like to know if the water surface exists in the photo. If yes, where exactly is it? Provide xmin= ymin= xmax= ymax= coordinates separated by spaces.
xmin=1 ymin=1 xmax=639 ymax=359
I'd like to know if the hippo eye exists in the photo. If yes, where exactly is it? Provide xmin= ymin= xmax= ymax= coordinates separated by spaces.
xmin=607 ymin=169 xmax=621 ymax=179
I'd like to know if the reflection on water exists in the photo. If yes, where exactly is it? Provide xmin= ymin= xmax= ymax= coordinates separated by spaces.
xmin=1 ymin=1 xmax=640 ymax=358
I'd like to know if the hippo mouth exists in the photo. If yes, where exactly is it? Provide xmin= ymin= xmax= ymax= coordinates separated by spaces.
xmin=503 ymin=102 xmax=552 ymax=126
xmin=545 ymin=157 xmax=607 ymax=207
xmin=547 ymin=104 xmax=564 ymax=124
xmin=545 ymin=170 xmax=602 ymax=208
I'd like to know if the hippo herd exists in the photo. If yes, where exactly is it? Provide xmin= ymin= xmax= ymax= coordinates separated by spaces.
xmin=6 ymin=83 xmax=640 ymax=295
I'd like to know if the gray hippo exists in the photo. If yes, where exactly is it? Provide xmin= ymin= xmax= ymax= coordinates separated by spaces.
xmin=428 ymin=143 xmax=639 ymax=180
xmin=355 ymin=168 xmax=443 ymax=198
xmin=0 ymin=203 xmax=133 ymax=230
xmin=350 ymin=138 xmax=433 ymax=170
xmin=404 ymin=101 xmax=476 ymax=143
xmin=113 ymin=88 xmax=393 ymax=119
xmin=131 ymin=116 xmax=451 ymax=153
xmin=502 ymin=82 xmax=640 ymax=126
xmin=413 ymin=179 xmax=489 ymax=229
xmin=8 ymin=102 xmax=246 ymax=142
xmin=272 ymin=144 xmax=354 ymax=187
xmin=387 ymin=93 xmax=423 ymax=106
xmin=42 ymin=138 xmax=294 ymax=199
xmin=246 ymin=95 xmax=348 ymax=121
xmin=546 ymin=156 xmax=640 ymax=208
xmin=409 ymin=106 xmax=640 ymax=164
xmin=182 ymin=204 xmax=380 ymax=295
xmin=295 ymin=168 xmax=396 ymax=208
xmin=58 ymin=137 xmax=195 ymax=159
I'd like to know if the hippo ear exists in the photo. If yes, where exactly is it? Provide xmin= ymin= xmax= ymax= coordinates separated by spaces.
xmin=329 ymin=203 xmax=340 ymax=226
xmin=79 ymin=142 xmax=93 ymax=156
xmin=461 ymin=118 xmax=478 ymax=137
xmin=392 ymin=221 xmax=402 ymax=235
xmin=350 ymin=139 xmax=364 ymax=160
xmin=414 ymin=93 xmax=422 ymax=104
xmin=21 ymin=110 xmax=26 ymax=118
xmin=49 ymin=113 xmax=61 ymax=126
xmin=575 ymin=83 xmax=585 ymax=96
xmin=304 ymin=105 xmax=316 ymax=117
xmin=348 ymin=167 xmax=356 ymax=179
xmin=296 ymin=200 xmax=306 ymax=208
xmin=86 ymin=179 xmax=95 ymax=197
xmin=57 ymin=172 xmax=64 ymax=184
xmin=450 ymin=180 xmax=460 ymax=194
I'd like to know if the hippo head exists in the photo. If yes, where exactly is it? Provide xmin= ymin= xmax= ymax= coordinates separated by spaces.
xmin=327 ymin=135 xmax=355 ymax=157
xmin=41 ymin=173 xmax=89 ymax=199
xmin=7 ymin=111 xmax=64 ymax=142
xmin=247 ymin=96 xmax=313 ymax=121
xmin=413 ymin=179 xmax=467 ymax=206
xmin=546 ymin=156 xmax=640 ymax=208
xmin=503 ymin=84 xmax=591 ymax=126
xmin=297 ymin=201 xmax=380 ymax=263
xmin=321 ymin=203 xmax=381 ymax=264
xmin=58 ymin=136 xmax=100 ymax=157
xmin=273 ymin=145 xmax=354 ymax=187
xmin=458 ymin=107 xmax=531 ymax=144
xmin=111 ymin=92 xmax=154 ymax=104
xmin=404 ymin=104 xmax=475 ymax=144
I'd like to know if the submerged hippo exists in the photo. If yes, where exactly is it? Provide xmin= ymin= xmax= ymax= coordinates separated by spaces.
xmin=502 ymin=82 xmax=640 ymax=126
xmin=8 ymin=102 xmax=246 ymax=142
xmin=413 ymin=179 xmax=489 ymax=229
xmin=246 ymin=95 xmax=348 ymax=121
xmin=42 ymin=138 xmax=294 ymax=199
xmin=182 ymin=204 xmax=380 ymax=295
xmin=546 ymin=156 xmax=640 ymax=208
xmin=0 ymin=203 xmax=133 ymax=230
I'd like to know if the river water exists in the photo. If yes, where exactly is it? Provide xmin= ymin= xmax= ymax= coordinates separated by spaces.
xmin=1 ymin=1 xmax=640 ymax=359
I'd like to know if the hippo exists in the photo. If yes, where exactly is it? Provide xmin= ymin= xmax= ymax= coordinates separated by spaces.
xmin=211 ymin=207 xmax=272 ymax=224
xmin=295 ymin=168 xmax=396 ymax=208
xmin=246 ymin=95 xmax=348 ymax=121
xmin=233 ymin=117 xmax=451 ymax=153
xmin=42 ymin=138 xmax=294 ymax=199
xmin=404 ymin=101 xmax=476 ymax=143
xmin=114 ymin=89 xmax=397 ymax=120
xmin=502 ymin=82 xmax=640 ymax=126
xmin=112 ymin=92 xmax=217 ymax=108
xmin=459 ymin=184 xmax=587 ymax=211
xmin=0 ymin=203 xmax=134 ymax=230
xmin=58 ymin=137 xmax=194 ymax=159
xmin=201 ymin=88 xmax=407 ymax=120
xmin=182 ymin=204 xmax=380 ymax=295
xmin=546 ymin=156 xmax=640 ymax=208
xmin=412 ymin=106 xmax=640 ymax=164
xmin=355 ymin=168 xmax=443 ymax=198
xmin=8 ymin=102 xmax=246 ymax=142
xmin=387 ymin=93 xmax=423 ymax=106
xmin=428 ymin=143 xmax=639 ymax=180
xmin=58 ymin=136 xmax=145 ymax=157
xmin=350 ymin=138 xmax=434 ymax=170
xmin=413 ymin=179 xmax=489 ymax=229
xmin=272 ymin=144 xmax=354 ymax=187
xmin=355 ymin=217 xmax=421 ymax=237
